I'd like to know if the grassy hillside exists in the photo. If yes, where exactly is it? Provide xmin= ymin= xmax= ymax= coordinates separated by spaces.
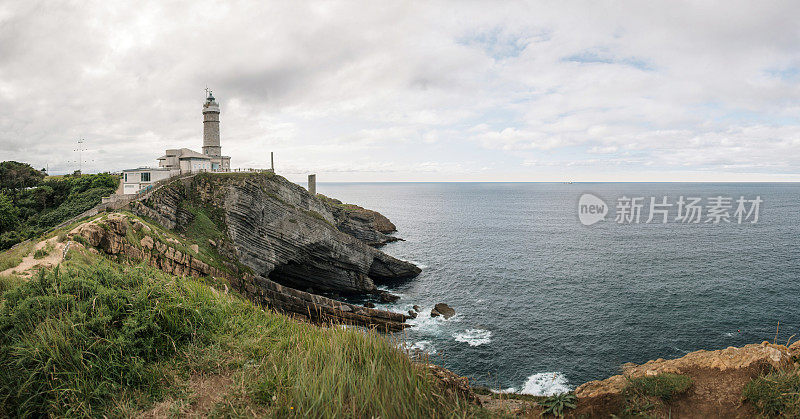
xmin=0 ymin=240 xmax=484 ymax=417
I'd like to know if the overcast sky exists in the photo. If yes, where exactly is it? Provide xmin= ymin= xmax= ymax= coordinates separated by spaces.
xmin=1 ymin=1 xmax=800 ymax=182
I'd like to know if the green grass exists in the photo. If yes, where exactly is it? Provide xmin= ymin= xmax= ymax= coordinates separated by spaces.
xmin=0 ymin=249 xmax=484 ymax=418
xmin=175 ymin=205 xmax=251 ymax=276
xmin=625 ymin=373 xmax=692 ymax=402
xmin=0 ymin=274 xmax=21 ymax=295
xmin=317 ymin=194 xmax=364 ymax=212
xmin=185 ymin=206 xmax=225 ymax=248
xmin=620 ymin=373 xmax=692 ymax=416
xmin=743 ymin=367 xmax=800 ymax=417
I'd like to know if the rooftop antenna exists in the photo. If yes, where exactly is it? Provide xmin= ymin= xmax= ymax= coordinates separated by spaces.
xmin=73 ymin=138 xmax=86 ymax=173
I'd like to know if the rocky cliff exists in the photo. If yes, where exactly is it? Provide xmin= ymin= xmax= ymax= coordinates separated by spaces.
xmin=65 ymin=209 xmax=410 ymax=331
xmin=133 ymin=172 xmax=419 ymax=295
xmin=317 ymin=194 xmax=400 ymax=246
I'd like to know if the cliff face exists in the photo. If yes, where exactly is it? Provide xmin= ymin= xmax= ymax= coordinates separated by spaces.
xmin=133 ymin=172 xmax=420 ymax=295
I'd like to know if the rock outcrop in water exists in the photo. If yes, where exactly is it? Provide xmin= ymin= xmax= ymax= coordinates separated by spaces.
xmin=430 ymin=303 xmax=455 ymax=319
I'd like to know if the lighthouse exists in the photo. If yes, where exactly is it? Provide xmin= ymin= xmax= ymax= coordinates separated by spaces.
xmin=202 ymin=90 xmax=222 ymax=157
xmin=153 ymin=89 xmax=231 ymax=174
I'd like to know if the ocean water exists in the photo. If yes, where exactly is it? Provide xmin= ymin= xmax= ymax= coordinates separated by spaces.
xmin=315 ymin=182 xmax=800 ymax=395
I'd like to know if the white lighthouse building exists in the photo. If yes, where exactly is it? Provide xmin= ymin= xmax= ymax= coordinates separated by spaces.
xmin=201 ymin=91 xmax=227 ymax=168
xmin=121 ymin=90 xmax=232 ymax=194
xmin=157 ymin=90 xmax=231 ymax=173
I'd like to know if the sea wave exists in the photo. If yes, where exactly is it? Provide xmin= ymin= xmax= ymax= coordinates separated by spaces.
xmin=407 ymin=307 xmax=448 ymax=335
xmin=398 ymin=258 xmax=428 ymax=270
xmin=518 ymin=372 xmax=571 ymax=396
xmin=453 ymin=329 xmax=492 ymax=346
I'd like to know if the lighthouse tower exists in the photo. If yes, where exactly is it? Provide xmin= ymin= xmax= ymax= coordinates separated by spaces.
xmin=202 ymin=90 xmax=221 ymax=157
xmin=152 ymin=89 xmax=231 ymax=174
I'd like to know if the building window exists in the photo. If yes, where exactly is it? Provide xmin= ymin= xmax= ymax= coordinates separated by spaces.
xmin=141 ymin=172 xmax=151 ymax=182
xmin=124 ymin=174 xmax=127 ymax=182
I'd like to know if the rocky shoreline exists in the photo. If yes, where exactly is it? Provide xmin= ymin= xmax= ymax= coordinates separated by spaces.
xmin=33 ymin=171 xmax=800 ymax=417
xmin=453 ymin=340 xmax=800 ymax=417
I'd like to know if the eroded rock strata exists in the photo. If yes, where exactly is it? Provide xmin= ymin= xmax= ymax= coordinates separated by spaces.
xmin=317 ymin=194 xmax=400 ymax=246
xmin=71 ymin=210 xmax=410 ymax=331
xmin=128 ymin=172 xmax=419 ymax=329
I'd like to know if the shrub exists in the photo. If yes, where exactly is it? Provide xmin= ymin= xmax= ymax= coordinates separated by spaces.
xmin=0 ymin=192 xmax=18 ymax=233
xmin=743 ymin=368 xmax=800 ymax=416
xmin=539 ymin=393 xmax=577 ymax=418
xmin=36 ymin=186 xmax=115 ymax=228
xmin=0 ymin=171 xmax=120 ymax=250
xmin=0 ymin=230 xmax=24 ymax=250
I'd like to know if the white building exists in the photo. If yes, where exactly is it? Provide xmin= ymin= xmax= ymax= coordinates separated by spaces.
xmin=157 ymin=148 xmax=214 ymax=172
xmin=121 ymin=168 xmax=174 ymax=194
xmin=121 ymin=90 xmax=232 ymax=195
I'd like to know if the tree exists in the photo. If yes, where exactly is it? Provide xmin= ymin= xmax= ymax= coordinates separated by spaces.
xmin=0 ymin=161 xmax=45 ymax=193
xmin=0 ymin=192 xmax=18 ymax=233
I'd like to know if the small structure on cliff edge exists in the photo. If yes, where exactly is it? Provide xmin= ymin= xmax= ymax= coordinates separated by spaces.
xmin=308 ymin=174 xmax=316 ymax=195
xmin=120 ymin=89 xmax=232 ymax=195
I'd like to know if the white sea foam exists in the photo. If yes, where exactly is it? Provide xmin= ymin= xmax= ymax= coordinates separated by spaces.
xmin=375 ymin=286 xmax=405 ymax=298
xmin=404 ymin=340 xmax=437 ymax=355
xmin=519 ymin=372 xmax=571 ymax=396
xmin=407 ymin=308 xmax=448 ymax=335
xmin=453 ymin=329 xmax=492 ymax=346
xmin=399 ymin=258 xmax=428 ymax=270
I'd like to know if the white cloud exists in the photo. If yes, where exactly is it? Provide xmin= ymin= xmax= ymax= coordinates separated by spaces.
xmin=0 ymin=1 xmax=799 ymax=181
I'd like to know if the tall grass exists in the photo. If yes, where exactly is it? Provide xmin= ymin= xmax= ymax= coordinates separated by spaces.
xmin=217 ymin=312 xmax=477 ymax=418
xmin=743 ymin=367 xmax=800 ymax=416
xmin=0 ymin=274 xmax=21 ymax=295
xmin=0 ymin=255 xmax=483 ymax=417
xmin=0 ymin=262 xmax=225 ymax=417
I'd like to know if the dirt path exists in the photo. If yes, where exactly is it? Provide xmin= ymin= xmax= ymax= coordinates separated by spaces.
xmin=0 ymin=236 xmax=68 ymax=277
xmin=141 ymin=372 xmax=234 ymax=418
